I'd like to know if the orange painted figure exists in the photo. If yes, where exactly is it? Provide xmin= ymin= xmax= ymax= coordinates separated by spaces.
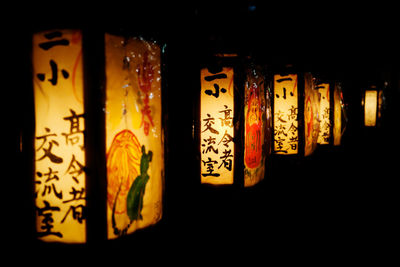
xmin=137 ymin=52 xmax=155 ymax=135
xmin=245 ymin=84 xmax=262 ymax=168
xmin=107 ymin=130 xmax=141 ymax=214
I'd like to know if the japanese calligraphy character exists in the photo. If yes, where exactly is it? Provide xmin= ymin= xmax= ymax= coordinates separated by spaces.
xmin=274 ymin=136 xmax=287 ymax=153
xmin=204 ymin=68 xmax=228 ymax=98
xmin=36 ymin=128 xmax=63 ymax=164
xmin=201 ymin=157 xmax=220 ymax=177
xmin=61 ymin=204 xmax=86 ymax=224
xmin=202 ymin=114 xmax=219 ymax=135
xmin=63 ymin=187 xmax=85 ymax=204
xmin=218 ymin=105 xmax=233 ymax=128
xmin=202 ymin=136 xmax=218 ymax=154
xmin=61 ymin=109 xmax=85 ymax=147
xmin=218 ymin=130 xmax=234 ymax=148
xmin=38 ymin=31 xmax=70 ymax=51
xmin=36 ymin=60 xmax=69 ymax=86
xmin=36 ymin=201 xmax=62 ymax=238
xmin=218 ymin=149 xmax=233 ymax=171
xmin=65 ymin=155 xmax=85 ymax=184
xmin=288 ymin=105 xmax=298 ymax=121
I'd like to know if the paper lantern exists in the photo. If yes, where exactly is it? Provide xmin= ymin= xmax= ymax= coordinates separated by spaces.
xmin=196 ymin=55 xmax=271 ymax=187
xmin=316 ymin=80 xmax=347 ymax=145
xmin=32 ymin=29 xmax=164 ymax=243
xmin=272 ymin=68 xmax=320 ymax=156
xmin=363 ymin=85 xmax=382 ymax=127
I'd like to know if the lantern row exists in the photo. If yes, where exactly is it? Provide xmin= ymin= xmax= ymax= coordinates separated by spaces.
xmin=31 ymin=29 xmax=358 ymax=244
xmin=196 ymin=55 xmax=348 ymax=188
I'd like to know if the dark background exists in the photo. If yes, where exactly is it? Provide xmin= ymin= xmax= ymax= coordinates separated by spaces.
xmin=8 ymin=0 xmax=399 ymax=262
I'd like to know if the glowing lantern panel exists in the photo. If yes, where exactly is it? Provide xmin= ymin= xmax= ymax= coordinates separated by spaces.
xmin=33 ymin=29 xmax=86 ymax=243
xmin=273 ymin=74 xmax=298 ymax=155
xmin=317 ymin=83 xmax=331 ymax=144
xmin=333 ymin=83 xmax=343 ymax=145
xmin=304 ymin=73 xmax=320 ymax=156
xmin=364 ymin=90 xmax=378 ymax=127
xmin=200 ymin=67 xmax=234 ymax=185
xmin=105 ymin=34 xmax=164 ymax=239
xmin=244 ymin=67 xmax=266 ymax=187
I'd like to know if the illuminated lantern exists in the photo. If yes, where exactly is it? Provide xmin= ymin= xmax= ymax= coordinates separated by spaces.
xmin=195 ymin=55 xmax=271 ymax=187
xmin=363 ymin=85 xmax=383 ymax=127
xmin=31 ymin=29 xmax=164 ymax=243
xmin=272 ymin=67 xmax=320 ymax=156
xmin=316 ymin=79 xmax=347 ymax=145
xmin=104 ymin=33 xmax=164 ymax=239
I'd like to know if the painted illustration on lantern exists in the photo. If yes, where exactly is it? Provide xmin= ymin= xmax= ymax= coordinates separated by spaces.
xmin=245 ymin=84 xmax=262 ymax=168
xmin=107 ymin=130 xmax=153 ymax=235
xmin=244 ymin=67 xmax=267 ymax=187
xmin=105 ymin=34 xmax=163 ymax=239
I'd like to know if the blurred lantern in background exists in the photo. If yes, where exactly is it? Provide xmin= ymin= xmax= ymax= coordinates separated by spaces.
xmin=272 ymin=66 xmax=320 ymax=157
xmin=31 ymin=29 xmax=164 ymax=244
xmin=363 ymin=85 xmax=383 ymax=127
xmin=196 ymin=54 xmax=271 ymax=187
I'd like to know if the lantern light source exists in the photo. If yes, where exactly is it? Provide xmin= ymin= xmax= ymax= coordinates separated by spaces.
xmin=272 ymin=66 xmax=320 ymax=157
xmin=316 ymin=79 xmax=347 ymax=146
xmin=31 ymin=29 xmax=165 ymax=243
xmin=196 ymin=54 xmax=272 ymax=187
xmin=363 ymin=85 xmax=383 ymax=127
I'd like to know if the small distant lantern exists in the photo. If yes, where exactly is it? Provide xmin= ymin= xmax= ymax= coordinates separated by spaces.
xmin=195 ymin=55 xmax=272 ymax=187
xmin=316 ymin=79 xmax=347 ymax=146
xmin=363 ymin=85 xmax=383 ymax=127
xmin=31 ymin=29 xmax=164 ymax=243
xmin=272 ymin=67 xmax=320 ymax=157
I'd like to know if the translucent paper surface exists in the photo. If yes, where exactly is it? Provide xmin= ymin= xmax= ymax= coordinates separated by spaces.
xmin=105 ymin=34 xmax=163 ymax=239
xmin=244 ymin=66 xmax=266 ymax=187
xmin=304 ymin=73 xmax=320 ymax=156
xmin=200 ymin=67 xmax=234 ymax=185
xmin=317 ymin=83 xmax=331 ymax=144
xmin=364 ymin=90 xmax=378 ymax=127
xmin=273 ymin=74 xmax=298 ymax=155
xmin=333 ymin=83 xmax=343 ymax=145
xmin=33 ymin=30 xmax=86 ymax=243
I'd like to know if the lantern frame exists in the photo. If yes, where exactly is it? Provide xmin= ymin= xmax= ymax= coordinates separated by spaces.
xmin=193 ymin=54 xmax=271 ymax=189
xmin=362 ymin=85 xmax=382 ymax=128
xmin=24 ymin=27 xmax=168 ymax=245
xmin=315 ymin=78 xmax=347 ymax=146
xmin=270 ymin=66 xmax=315 ymax=159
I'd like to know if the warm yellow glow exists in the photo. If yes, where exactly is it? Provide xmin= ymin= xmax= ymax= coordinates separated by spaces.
xmin=333 ymin=83 xmax=342 ymax=146
xmin=200 ymin=67 xmax=234 ymax=185
xmin=317 ymin=83 xmax=330 ymax=144
xmin=244 ymin=67 xmax=266 ymax=187
xmin=364 ymin=90 xmax=378 ymax=127
xmin=33 ymin=30 xmax=86 ymax=243
xmin=105 ymin=34 xmax=163 ymax=239
xmin=304 ymin=73 xmax=320 ymax=156
xmin=273 ymin=74 xmax=298 ymax=155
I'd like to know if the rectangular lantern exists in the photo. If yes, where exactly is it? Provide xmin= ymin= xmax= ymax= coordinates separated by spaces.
xmin=197 ymin=55 xmax=271 ymax=187
xmin=316 ymin=79 xmax=347 ymax=145
xmin=31 ymin=29 xmax=164 ymax=243
xmin=363 ymin=87 xmax=379 ymax=127
xmin=272 ymin=69 xmax=320 ymax=157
